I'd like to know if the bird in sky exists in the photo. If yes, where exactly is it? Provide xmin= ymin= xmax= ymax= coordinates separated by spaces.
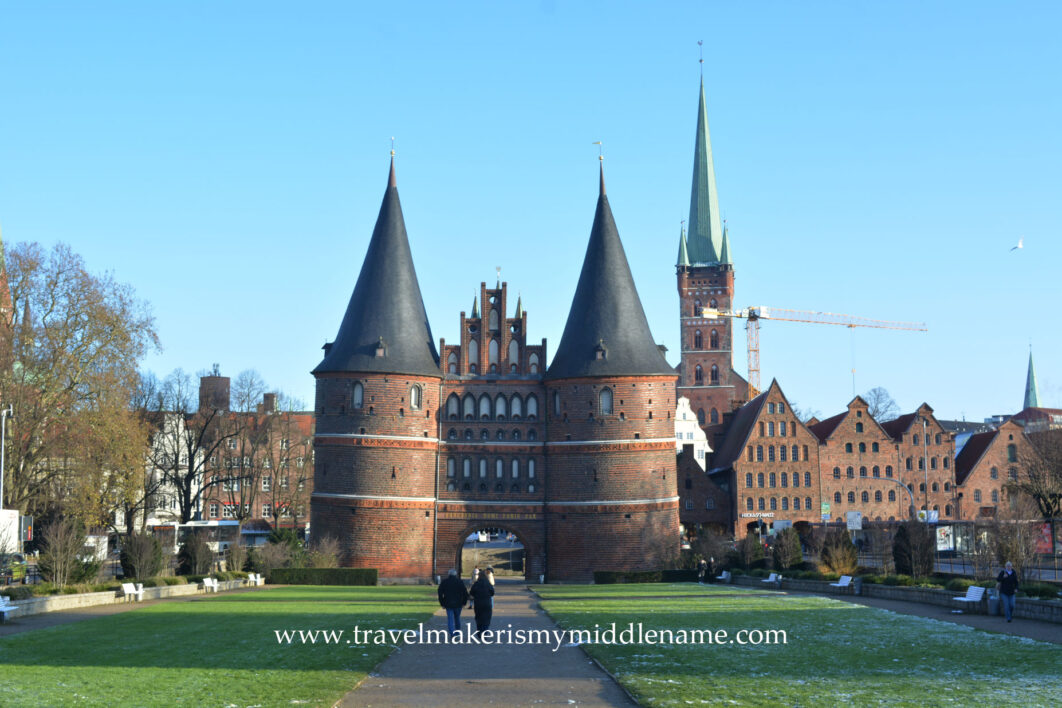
xmin=1010 ymin=237 xmax=1024 ymax=251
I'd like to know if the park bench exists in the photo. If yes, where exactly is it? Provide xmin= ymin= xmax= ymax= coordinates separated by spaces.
xmin=0 ymin=595 xmax=19 ymax=622
xmin=715 ymin=570 xmax=731 ymax=583
xmin=118 ymin=582 xmax=144 ymax=602
xmin=761 ymin=573 xmax=783 ymax=585
xmin=829 ymin=575 xmax=853 ymax=592
xmin=952 ymin=585 xmax=987 ymax=612
xmin=201 ymin=577 xmax=220 ymax=593
xmin=246 ymin=573 xmax=264 ymax=587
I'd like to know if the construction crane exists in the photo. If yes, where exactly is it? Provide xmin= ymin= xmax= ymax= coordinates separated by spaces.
xmin=701 ymin=306 xmax=928 ymax=397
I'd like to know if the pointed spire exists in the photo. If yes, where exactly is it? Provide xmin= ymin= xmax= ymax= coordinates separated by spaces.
xmin=687 ymin=77 xmax=723 ymax=264
xmin=719 ymin=222 xmax=732 ymax=264
xmin=677 ymin=224 xmax=690 ymax=267
xmin=1024 ymin=349 xmax=1041 ymax=410
xmin=546 ymin=169 xmax=674 ymax=380
xmin=515 ymin=294 xmax=523 ymax=319
xmin=471 ymin=295 xmax=479 ymax=319
xmin=599 ymin=161 xmax=606 ymax=196
xmin=313 ymin=159 xmax=440 ymax=377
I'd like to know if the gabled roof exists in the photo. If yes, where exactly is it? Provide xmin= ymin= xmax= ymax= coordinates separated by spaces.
xmin=313 ymin=160 xmax=441 ymax=378
xmin=708 ymin=387 xmax=770 ymax=472
xmin=808 ymin=410 xmax=846 ymax=443
xmin=954 ymin=429 xmax=997 ymax=485
xmin=881 ymin=412 xmax=918 ymax=441
xmin=546 ymin=166 xmax=674 ymax=380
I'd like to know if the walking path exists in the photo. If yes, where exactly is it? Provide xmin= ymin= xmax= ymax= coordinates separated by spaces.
xmin=342 ymin=580 xmax=636 ymax=708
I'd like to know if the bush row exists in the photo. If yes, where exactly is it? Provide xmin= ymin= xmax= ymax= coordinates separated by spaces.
xmin=269 ymin=568 xmax=377 ymax=586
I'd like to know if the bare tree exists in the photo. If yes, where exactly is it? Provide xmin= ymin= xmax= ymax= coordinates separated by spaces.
xmin=863 ymin=387 xmax=900 ymax=422
xmin=1009 ymin=430 xmax=1062 ymax=519
xmin=788 ymin=402 xmax=821 ymax=424
xmin=988 ymin=493 xmax=1042 ymax=580
xmin=37 ymin=518 xmax=86 ymax=587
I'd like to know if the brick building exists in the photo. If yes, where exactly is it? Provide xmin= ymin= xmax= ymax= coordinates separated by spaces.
xmin=311 ymin=157 xmax=678 ymax=582
xmin=880 ymin=404 xmax=956 ymax=519
xmin=954 ymin=419 xmax=1034 ymax=520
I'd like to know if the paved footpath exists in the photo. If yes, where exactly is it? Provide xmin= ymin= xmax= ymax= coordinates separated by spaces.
xmin=343 ymin=580 xmax=636 ymax=708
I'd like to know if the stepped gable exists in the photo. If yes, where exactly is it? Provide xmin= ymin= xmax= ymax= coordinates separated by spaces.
xmin=546 ymin=166 xmax=674 ymax=380
xmin=313 ymin=159 xmax=440 ymax=377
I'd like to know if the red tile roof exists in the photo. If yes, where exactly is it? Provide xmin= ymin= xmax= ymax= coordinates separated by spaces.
xmin=954 ymin=429 xmax=997 ymax=485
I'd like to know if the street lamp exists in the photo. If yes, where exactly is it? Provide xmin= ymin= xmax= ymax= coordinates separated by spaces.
xmin=0 ymin=405 xmax=12 ymax=509
xmin=921 ymin=416 xmax=930 ymax=517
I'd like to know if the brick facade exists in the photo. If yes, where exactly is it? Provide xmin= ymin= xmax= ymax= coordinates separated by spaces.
xmin=954 ymin=420 xmax=1032 ymax=520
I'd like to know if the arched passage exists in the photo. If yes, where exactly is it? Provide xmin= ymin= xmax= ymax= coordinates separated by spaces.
xmin=436 ymin=519 xmax=545 ymax=582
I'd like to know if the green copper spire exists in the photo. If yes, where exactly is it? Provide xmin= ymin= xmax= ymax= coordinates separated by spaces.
xmin=471 ymin=295 xmax=479 ymax=319
xmin=1024 ymin=350 xmax=1041 ymax=409
xmin=515 ymin=294 xmax=523 ymax=319
xmin=677 ymin=224 xmax=690 ymax=267
xmin=687 ymin=77 xmax=723 ymax=264
xmin=719 ymin=222 xmax=731 ymax=264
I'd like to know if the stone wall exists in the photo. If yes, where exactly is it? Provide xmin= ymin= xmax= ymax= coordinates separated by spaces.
xmin=2 ymin=579 xmax=249 ymax=620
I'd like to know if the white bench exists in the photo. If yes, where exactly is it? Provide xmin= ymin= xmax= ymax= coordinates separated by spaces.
xmin=0 ymin=595 xmax=19 ymax=622
xmin=715 ymin=570 xmax=731 ymax=583
xmin=246 ymin=573 xmax=264 ymax=587
xmin=829 ymin=575 xmax=853 ymax=591
xmin=201 ymin=577 xmax=220 ymax=593
xmin=761 ymin=573 xmax=782 ymax=586
xmin=953 ymin=585 xmax=986 ymax=611
xmin=118 ymin=582 xmax=144 ymax=602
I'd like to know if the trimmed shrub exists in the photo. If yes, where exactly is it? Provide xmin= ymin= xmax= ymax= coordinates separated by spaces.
xmin=177 ymin=532 xmax=213 ymax=576
xmin=660 ymin=569 xmax=698 ymax=583
xmin=892 ymin=521 xmax=934 ymax=578
xmin=270 ymin=568 xmax=377 ymax=586
xmin=772 ymin=528 xmax=803 ymax=570
xmin=883 ymin=574 xmax=916 ymax=586
xmin=859 ymin=574 xmax=883 ymax=585
xmin=120 ymin=533 xmax=164 ymax=580
xmin=1020 ymin=583 xmax=1062 ymax=600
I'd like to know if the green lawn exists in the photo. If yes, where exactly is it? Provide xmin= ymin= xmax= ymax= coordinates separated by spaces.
xmin=536 ymin=583 xmax=1062 ymax=707
xmin=0 ymin=586 xmax=438 ymax=707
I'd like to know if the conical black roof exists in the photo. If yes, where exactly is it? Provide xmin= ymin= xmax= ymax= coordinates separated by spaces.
xmin=546 ymin=168 xmax=674 ymax=380
xmin=313 ymin=160 xmax=441 ymax=378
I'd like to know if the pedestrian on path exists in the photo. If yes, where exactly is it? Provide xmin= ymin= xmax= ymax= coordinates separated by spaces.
xmin=469 ymin=572 xmax=495 ymax=636
xmin=697 ymin=559 xmax=707 ymax=584
xmin=485 ymin=566 xmax=495 ymax=608
xmin=996 ymin=561 xmax=1019 ymax=622
xmin=468 ymin=567 xmax=480 ymax=609
xmin=438 ymin=569 xmax=469 ymax=637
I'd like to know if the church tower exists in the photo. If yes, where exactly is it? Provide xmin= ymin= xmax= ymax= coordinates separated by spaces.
xmin=676 ymin=76 xmax=748 ymax=431
xmin=544 ymin=162 xmax=679 ymax=582
xmin=1024 ymin=349 xmax=1041 ymax=410
xmin=311 ymin=157 xmax=442 ymax=581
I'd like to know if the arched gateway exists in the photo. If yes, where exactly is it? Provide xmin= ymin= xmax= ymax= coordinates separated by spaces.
xmin=310 ymin=159 xmax=678 ymax=583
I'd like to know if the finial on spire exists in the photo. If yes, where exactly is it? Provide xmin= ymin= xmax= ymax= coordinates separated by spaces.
xmin=698 ymin=40 xmax=703 ymax=75
xmin=496 ymin=266 xmax=501 ymax=288
xmin=388 ymin=137 xmax=397 ymax=188
xmin=593 ymin=141 xmax=605 ymax=196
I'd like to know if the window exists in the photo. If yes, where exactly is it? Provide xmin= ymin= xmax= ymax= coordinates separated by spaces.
xmin=974 ymin=489 xmax=982 ymax=503
xmin=694 ymin=330 xmax=703 ymax=349
xmin=885 ymin=465 xmax=893 ymax=478
xmin=756 ymin=446 xmax=764 ymax=462
xmin=855 ymin=422 xmax=864 ymax=433
xmin=262 ymin=476 xmax=271 ymax=492
xmin=448 ymin=352 xmax=458 ymax=373
xmin=781 ymin=497 xmax=789 ymax=511
xmin=768 ymin=403 xmax=776 ymax=414
xmin=792 ymin=472 xmax=800 ymax=488
xmin=845 ymin=443 xmax=853 ymax=453
xmin=935 ymin=433 xmax=942 ymax=445
xmin=906 ymin=457 xmax=912 ymax=471
xmin=528 ymin=460 xmax=536 ymax=478
xmin=803 ymin=445 xmax=809 ymax=461
xmin=527 ymin=395 xmax=538 ymax=420
xmin=529 ymin=353 xmax=540 ymax=374
xmin=930 ymin=457 xmax=937 ymax=470
xmin=859 ymin=466 xmax=867 ymax=478
xmin=757 ymin=472 xmax=764 ymax=488
xmin=769 ymin=472 xmax=776 ymax=487
xmin=280 ymin=439 xmax=290 ymax=450
xmin=447 ymin=481 xmax=456 ymax=492
xmin=479 ymin=459 xmax=487 ymax=478
xmin=888 ymin=490 xmax=896 ymax=502
xmin=263 ymin=504 xmax=272 ymax=518
xmin=709 ymin=298 xmax=718 ymax=309
xmin=768 ymin=446 xmax=775 ymax=462
xmin=769 ymin=497 xmax=777 ymax=510
xmin=697 ymin=408 xmax=706 ymax=425
xmin=496 ymin=459 xmax=504 ymax=478
xmin=706 ymin=498 xmax=715 ymax=510
xmin=768 ymin=422 xmax=775 ymax=437
xmin=991 ymin=490 xmax=999 ymax=503
xmin=447 ymin=459 xmax=456 ymax=478
xmin=779 ymin=445 xmax=787 ymax=462
xmin=944 ymin=457 xmax=950 ymax=469
xmin=710 ymin=329 xmax=719 ymax=349
xmin=778 ymin=403 xmax=785 ymax=414
xmin=710 ymin=408 xmax=719 ymax=424
xmin=847 ymin=466 xmax=854 ymax=479
xmin=918 ymin=458 xmax=924 ymax=471
xmin=685 ymin=498 xmax=694 ymax=510
xmin=1007 ymin=444 xmax=1017 ymax=463
xmin=872 ymin=442 xmax=879 ymax=453
xmin=913 ymin=434 xmax=919 ymax=446
xmin=228 ymin=439 xmax=238 ymax=450
xmin=990 ymin=467 xmax=998 ymax=480
xmin=758 ymin=497 xmax=765 ymax=511
xmin=848 ymin=492 xmax=856 ymax=503
xmin=793 ymin=497 xmax=801 ymax=510
xmin=858 ymin=442 xmax=866 ymax=453
xmin=710 ymin=365 xmax=719 ymax=384
xmin=861 ymin=491 xmax=869 ymax=503
xmin=779 ymin=421 xmax=787 ymax=437
xmin=353 ymin=382 xmax=364 ymax=408
xmin=746 ymin=498 xmax=753 ymax=511
xmin=932 ymin=482 xmax=939 ymax=492
xmin=479 ymin=395 xmax=491 ymax=420
xmin=463 ymin=394 xmax=475 ymax=420
xmin=508 ymin=339 xmax=520 ymax=369
xmin=780 ymin=472 xmax=788 ymax=487
xmin=528 ymin=483 xmax=536 ymax=493
xmin=792 ymin=445 xmax=799 ymax=461
xmin=746 ymin=472 xmax=754 ymax=487
xmin=410 ymin=385 xmax=422 ymax=410
xmin=553 ymin=391 xmax=561 ymax=416
xmin=695 ymin=365 xmax=703 ymax=384
xmin=209 ymin=503 xmax=219 ymax=518
xmin=872 ymin=466 xmax=880 ymax=477
xmin=495 ymin=395 xmax=508 ymax=420
xmin=446 ymin=395 xmax=460 ymax=420
xmin=759 ymin=422 xmax=765 ymax=436
xmin=874 ymin=491 xmax=882 ymax=502
xmin=1009 ymin=468 xmax=1017 ymax=480
xmin=222 ymin=505 xmax=234 ymax=518
xmin=468 ymin=340 xmax=479 ymax=369
xmin=511 ymin=395 xmax=523 ymax=419
xmin=600 ymin=388 xmax=614 ymax=415
xmin=834 ymin=492 xmax=842 ymax=503
xmin=463 ymin=459 xmax=471 ymax=478
xmin=805 ymin=496 xmax=812 ymax=510
xmin=833 ymin=467 xmax=841 ymax=479
xmin=804 ymin=472 xmax=811 ymax=487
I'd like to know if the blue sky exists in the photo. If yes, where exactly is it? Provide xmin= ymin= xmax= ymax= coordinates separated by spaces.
xmin=1 ymin=2 xmax=1058 ymax=421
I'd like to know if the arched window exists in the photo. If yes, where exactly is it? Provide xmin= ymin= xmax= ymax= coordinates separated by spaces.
xmin=526 ymin=395 xmax=538 ymax=420
xmin=905 ymin=457 xmax=912 ymax=471
xmin=794 ymin=497 xmax=801 ymax=510
xmin=600 ymin=388 xmax=613 ymax=415
xmin=861 ymin=491 xmax=869 ymax=503
xmin=709 ymin=298 xmax=718 ymax=309
xmin=757 ymin=472 xmax=764 ymax=487
xmin=528 ymin=460 xmax=536 ymax=478
xmin=489 ymin=309 xmax=499 ymax=330
xmin=885 ymin=465 xmax=893 ymax=477
xmin=496 ymin=430 xmax=505 ymax=440
xmin=464 ymin=429 xmax=473 ymax=440
xmin=758 ymin=497 xmax=765 ymax=511
xmin=512 ymin=460 xmax=520 ymax=478
xmin=945 ymin=482 xmax=951 ymax=491
xmin=493 ymin=394 xmax=507 ymax=420
xmin=697 ymin=408 xmax=706 ymax=425
xmin=974 ymin=489 xmax=982 ymax=503
xmin=511 ymin=395 xmax=523 ymax=420
xmin=855 ymin=422 xmax=864 ymax=433
xmin=508 ymin=339 xmax=520 ymax=369
xmin=694 ymin=330 xmax=703 ymax=349
xmin=888 ymin=490 xmax=896 ymax=502
xmin=858 ymin=442 xmax=866 ymax=453
xmin=1007 ymin=444 xmax=1017 ymax=463
xmin=781 ymin=497 xmax=789 ymax=511
xmin=875 ymin=490 xmax=882 ymax=502
xmin=479 ymin=395 xmax=491 ymax=420
xmin=694 ymin=299 xmax=702 ymax=315
xmin=479 ymin=483 xmax=487 ymax=492
xmin=479 ymin=459 xmax=487 ymax=478
xmin=792 ymin=472 xmax=800 ymax=488
xmin=447 ymin=459 xmax=455 ymax=477
xmin=512 ymin=430 xmax=521 ymax=440
xmin=745 ymin=473 xmax=753 ymax=487
xmin=935 ymin=433 xmax=942 ymax=445
xmin=463 ymin=459 xmax=471 ymax=478
xmin=769 ymin=472 xmax=776 ymax=487
xmin=848 ymin=492 xmax=856 ymax=503
xmin=804 ymin=472 xmax=812 ymax=487
xmin=695 ymin=365 xmax=703 ymax=384
xmin=710 ymin=365 xmax=719 ymax=384
xmin=710 ymin=329 xmax=719 ymax=349
xmin=768 ymin=446 xmax=776 ymax=462
xmin=448 ymin=352 xmax=458 ymax=374
xmin=446 ymin=394 xmax=460 ymax=420
xmin=756 ymin=446 xmax=763 ymax=462
xmin=845 ymin=443 xmax=853 ymax=453
xmin=710 ymin=408 xmax=719 ymax=424
xmin=468 ymin=340 xmax=479 ymax=367
xmin=930 ymin=457 xmax=937 ymax=470
xmin=489 ymin=339 xmax=500 ymax=367
xmin=872 ymin=442 xmax=879 ymax=453
xmin=793 ymin=445 xmax=799 ymax=461
xmin=859 ymin=466 xmax=867 ymax=478
xmin=463 ymin=394 xmax=475 ymax=420
xmin=496 ymin=459 xmax=504 ymax=478
xmin=528 ymin=483 xmax=536 ymax=493
xmin=528 ymin=429 xmax=537 ymax=441
xmin=834 ymin=492 xmax=842 ymax=503
xmin=448 ymin=428 xmax=457 ymax=440
xmin=552 ymin=391 xmax=561 ymax=416
xmin=529 ymin=353 xmax=540 ymax=374
xmin=511 ymin=484 xmax=520 ymax=493
xmin=495 ymin=483 xmax=504 ymax=492
xmin=780 ymin=472 xmax=788 ymax=487
xmin=873 ymin=466 xmax=880 ymax=477
xmin=410 ymin=385 xmax=422 ymax=410
xmin=945 ymin=504 xmax=952 ymax=516
xmin=481 ymin=429 xmax=489 ymax=440
xmin=991 ymin=490 xmax=999 ymax=503
xmin=353 ymin=382 xmax=364 ymax=409
xmin=847 ymin=466 xmax=854 ymax=479
xmin=746 ymin=498 xmax=754 ymax=511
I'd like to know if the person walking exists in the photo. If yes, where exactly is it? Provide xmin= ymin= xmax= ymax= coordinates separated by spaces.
xmin=468 ymin=567 xmax=480 ymax=609
xmin=469 ymin=571 xmax=495 ymax=636
xmin=996 ymin=561 xmax=1019 ymax=623
xmin=697 ymin=559 xmax=707 ymax=584
xmin=438 ymin=568 xmax=469 ymax=637
xmin=485 ymin=566 xmax=496 ymax=608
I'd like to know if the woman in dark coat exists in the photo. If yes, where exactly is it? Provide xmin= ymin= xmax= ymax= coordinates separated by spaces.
xmin=468 ymin=573 xmax=495 ymax=636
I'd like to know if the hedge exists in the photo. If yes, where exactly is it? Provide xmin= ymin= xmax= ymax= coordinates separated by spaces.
xmin=593 ymin=570 xmax=663 ymax=584
xmin=269 ymin=568 xmax=378 ymax=586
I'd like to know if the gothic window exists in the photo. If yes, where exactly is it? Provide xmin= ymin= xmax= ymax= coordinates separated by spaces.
xmin=697 ymin=408 xmax=706 ymax=425
xmin=529 ymin=353 xmax=539 ymax=374
xmin=495 ymin=394 xmax=507 ymax=420
xmin=479 ymin=483 xmax=487 ymax=492
xmin=528 ymin=460 xmax=536 ymax=478
xmin=599 ymin=387 xmax=614 ymax=415
xmin=410 ymin=385 xmax=422 ymax=410
xmin=695 ymin=365 xmax=703 ymax=384
xmin=710 ymin=365 xmax=719 ymax=384
xmin=489 ymin=309 xmax=499 ymax=330
xmin=495 ymin=482 xmax=504 ymax=492
xmin=710 ymin=408 xmax=719 ymax=424
xmin=447 ymin=394 xmax=460 ymax=420
xmin=448 ymin=352 xmax=458 ymax=374
xmin=496 ymin=430 xmax=505 ymax=440
xmin=526 ymin=395 xmax=538 ymax=420
xmin=352 ymin=382 xmax=364 ymax=409
xmin=489 ymin=339 xmax=500 ymax=368
xmin=479 ymin=459 xmax=487 ymax=478
xmin=710 ymin=329 xmax=719 ymax=349
xmin=463 ymin=394 xmax=475 ymax=420
xmin=496 ymin=459 xmax=504 ymax=478
xmin=468 ymin=339 xmax=479 ymax=367
xmin=694 ymin=330 xmax=703 ymax=349
xmin=511 ymin=395 xmax=523 ymax=419
xmin=479 ymin=395 xmax=491 ymax=420
xmin=508 ymin=339 xmax=520 ymax=369
xmin=463 ymin=459 xmax=471 ymax=477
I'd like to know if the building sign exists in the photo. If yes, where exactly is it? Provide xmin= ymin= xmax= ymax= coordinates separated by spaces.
xmin=845 ymin=511 xmax=862 ymax=531
xmin=936 ymin=525 xmax=954 ymax=552
xmin=917 ymin=510 xmax=940 ymax=523
xmin=1035 ymin=522 xmax=1053 ymax=554
xmin=821 ymin=502 xmax=830 ymax=514
xmin=739 ymin=512 xmax=775 ymax=519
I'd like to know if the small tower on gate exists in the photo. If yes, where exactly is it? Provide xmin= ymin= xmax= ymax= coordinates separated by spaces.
xmin=544 ymin=159 xmax=679 ymax=582
xmin=311 ymin=155 xmax=441 ymax=581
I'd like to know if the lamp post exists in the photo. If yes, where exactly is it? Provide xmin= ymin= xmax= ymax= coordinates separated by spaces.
xmin=0 ymin=405 xmax=12 ymax=509
xmin=922 ymin=416 xmax=929 ymax=518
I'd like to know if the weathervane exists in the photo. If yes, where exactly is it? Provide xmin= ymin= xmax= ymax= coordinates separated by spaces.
xmin=390 ymin=136 xmax=395 ymax=157
xmin=592 ymin=140 xmax=603 ymax=161
xmin=698 ymin=40 xmax=704 ymax=74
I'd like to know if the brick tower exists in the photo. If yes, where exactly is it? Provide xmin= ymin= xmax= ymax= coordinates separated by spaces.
xmin=677 ymin=77 xmax=748 ymax=431
xmin=311 ymin=158 xmax=441 ymax=581
xmin=544 ymin=163 xmax=680 ymax=582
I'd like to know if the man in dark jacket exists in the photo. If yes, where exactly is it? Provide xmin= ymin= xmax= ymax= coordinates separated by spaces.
xmin=468 ymin=573 xmax=495 ymax=637
xmin=996 ymin=561 xmax=1019 ymax=622
xmin=438 ymin=568 xmax=469 ymax=636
